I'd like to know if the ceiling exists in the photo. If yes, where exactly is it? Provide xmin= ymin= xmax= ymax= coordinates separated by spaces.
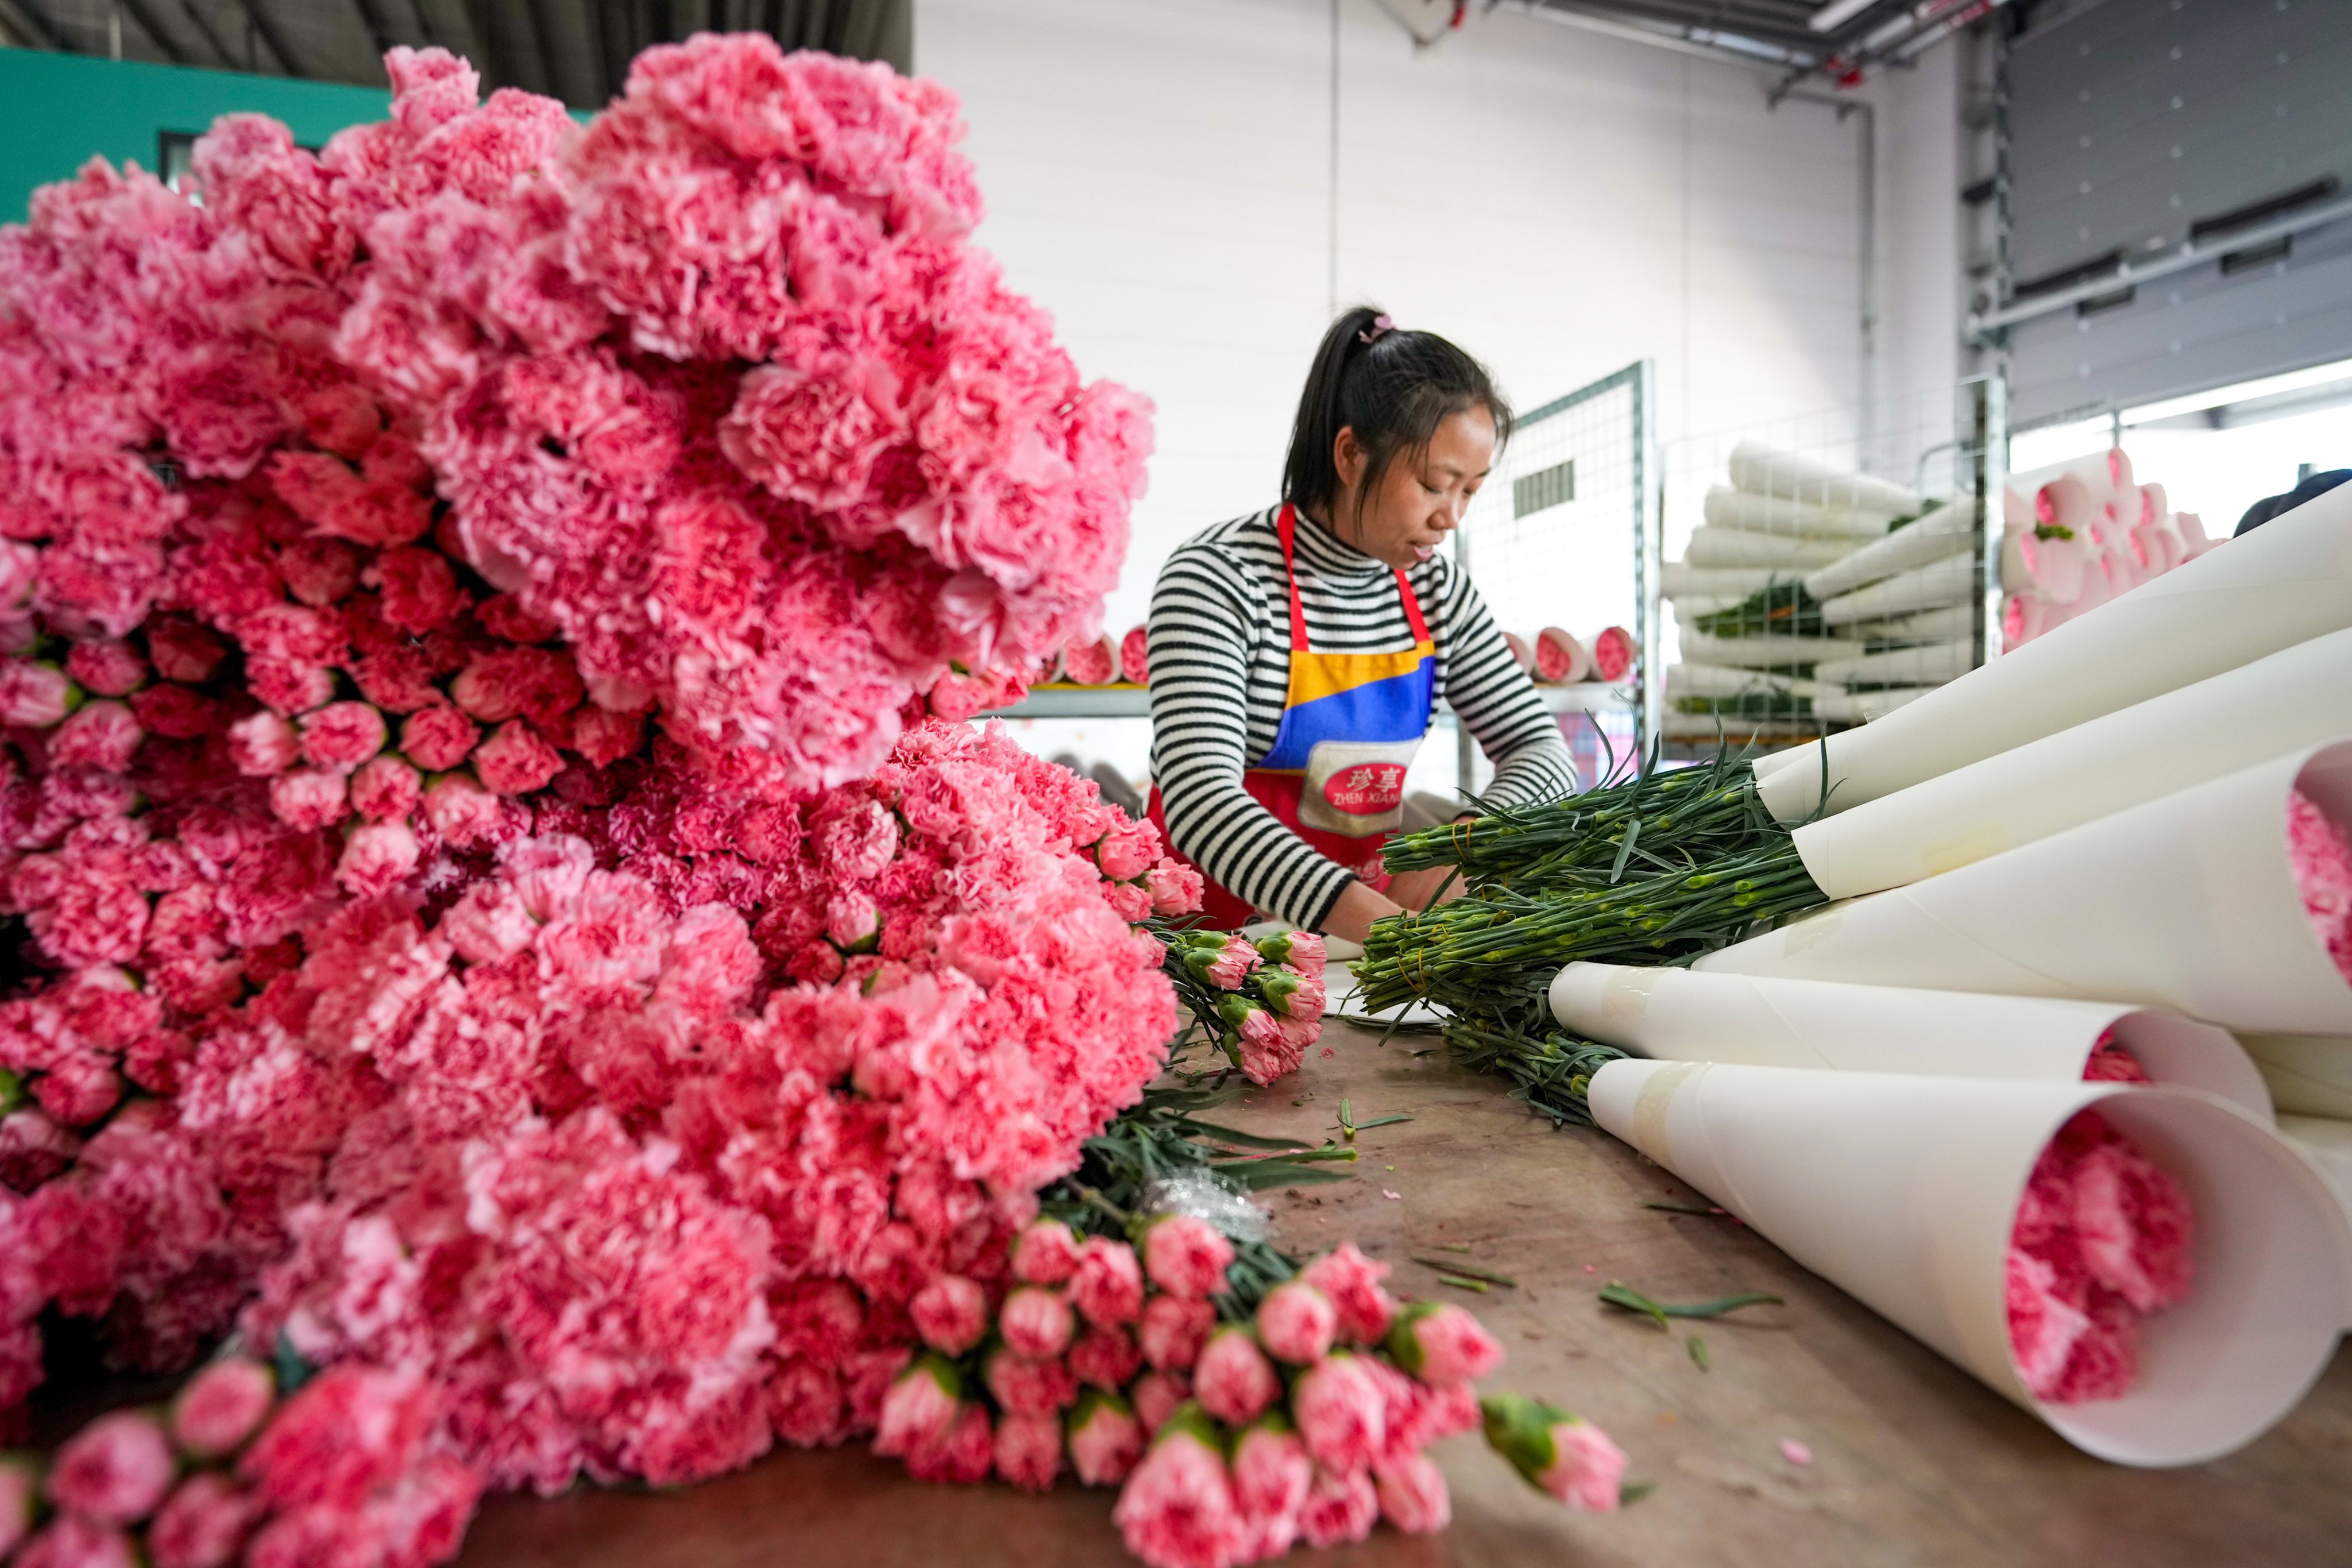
xmin=0 ymin=0 xmax=909 ymax=107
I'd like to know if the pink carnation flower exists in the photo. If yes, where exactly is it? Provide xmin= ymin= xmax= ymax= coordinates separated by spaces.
xmin=1229 ymin=1418 xmax=1310 ymax=1561
xmin=1374 ymin=1452 xmax=1451 ymax=1534
xmin=992 ymin=1411 xmax=1063 ymax=1494
xmin=337 ymin=820 xmax=422 ymax=896
xmin=13 ymin=1515 xmax=138 ymax=1568
xmin=910 ymin=1275 xmax=989 ymax=1357
xmin=873 ymin=1355 xmax=962 ymax=1459
xmin=298 ymin=702 xmax=388 ymax=773
xmin=1199 ymin=938 xmax=1258 ymax=992
xmin=1071 ymin=1236 xmax=1145 ymax=1328
xmin=229 ymin=710 xmax=302 ymax=777
xmin=983 ymin=1348 xmax=1077 ymax=1418
xmin=1067 ymin=1391 xmax=1144 ymax=1487
xmin=0 ymin=662 xmax=75 ymax=728
xmin=420 ymin=772 xmax=501 ymax=847
xmin=1096 ymin=824 xmax=1157 ymax=883
xmin=48 ymin=1408 xmax=179 ymax=1524
xmin=49 ymin=700 xmax=143 ymax=773
xmin=1292 ymin=1353 xmax=1388 ymax=1473
xmin=64 ymin=639 xmax=148 ymax=697
xmin=349 ymin=755 xmax=423 ymax=822
xmin=904 ymin=1403 xmax=993 ymax=1485
xmin=269 ymin=768 xmax=350 ymax=831
xmin=1254 ymin=1280 xmax=1337 ymax=1366
xmin=999 ymin=1285 xmax=1075 ymax=1360
xmin=1480 ymin=1393 xmax=1625 ymax=1511
xmin=1139 ymin=1292 xmax=1216 ymax=1373
xmin=1111 ymin=1411 xmax=1250 ymax=1568
xmin=1142 ymin=1214 xmax=1234 ymax=1300
xmin=1384 ymin=1301 xmax=1504 ymax=1387
xmin=1254 ymin=930 xmax=1324 ymax=978
xmin=1129 ymin=1370 xmax=1189 ymax=1437
xmin=1146 ymin=862 xmax=1204 ymax=918
xmin=170 ymin=1357 xmax=277 ymax=1460
xmin=147 ymin=1472 xmax=267 ymax=1568
xmin=1069 ymin=1325 xmax=1144 ymax=1393
xmin=401 ymin=705 xmax=479 ymax=771
xmin=1192 ymin=1327 xmax=1279 ymax=1427
xmin=1296 ymin=1463 xmax=1378 ymax=1548
xmin=2081 ymin=1032 xmax=2151 ymax=1082
xmin=1301 ymin=1243 xmax=1396 ymax=1345
xmin=1011 ymin=1218 xmax=1083 ymax=1285
xmin=473 ymin=720 xmax=563 ymax=796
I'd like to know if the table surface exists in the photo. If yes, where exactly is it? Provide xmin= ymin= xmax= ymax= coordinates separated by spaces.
xmin=452 ymin=1012 xmax=2352 ymax=1568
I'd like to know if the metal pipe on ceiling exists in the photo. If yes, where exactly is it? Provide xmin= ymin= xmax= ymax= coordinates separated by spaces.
xmin=231 ymin=0 xmax=311 ymax=75
xmin=0 ymin=0 xmax=68 ymax=48
xmin=171 ymin=0 xmax=242 ymax=67
xmin=115 ymin=0 xmax=195 ymax=61
xmin=1503 ymin=0 xmax=1816 ymax=74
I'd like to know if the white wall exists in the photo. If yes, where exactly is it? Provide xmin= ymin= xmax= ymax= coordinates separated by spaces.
xmin=917 ymin=0 xmax=1880 ymax=641
xmin=1867 ymin=35 xmax=1967 ymax=484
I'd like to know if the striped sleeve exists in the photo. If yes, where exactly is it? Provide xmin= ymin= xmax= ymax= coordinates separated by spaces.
xmin=1146 ymin=542 xmax=1360 ymax=932
xmin=1431 ymin=561 xmax=1579 ymax=809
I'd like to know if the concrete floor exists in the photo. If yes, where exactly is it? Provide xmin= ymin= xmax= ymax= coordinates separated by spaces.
xmin=455 ymin=1014 xmax=2352 ymax=1568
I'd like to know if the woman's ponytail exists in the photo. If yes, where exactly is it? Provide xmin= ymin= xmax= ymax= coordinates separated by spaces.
xmin=1280 ymin=306 xmax=1511 ymax=526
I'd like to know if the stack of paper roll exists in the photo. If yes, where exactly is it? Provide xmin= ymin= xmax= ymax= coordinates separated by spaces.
xmin=2000 ymin=450 xmax=2216 ymax=648
xmin=1663 ymin=441 xmax=1971 ymax=740
xmin=1559 ymin=489 xmax=2352 ymax=1457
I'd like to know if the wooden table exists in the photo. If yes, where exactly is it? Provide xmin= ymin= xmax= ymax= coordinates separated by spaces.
xmin=454 ymin=1015 xmax=2352 ymax=1568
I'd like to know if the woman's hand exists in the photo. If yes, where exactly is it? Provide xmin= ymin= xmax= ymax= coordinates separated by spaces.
xmin=1320 ymin=879 xmax=1405 ymax=947
xmin=1380 ymin=814 xmax=1476 ymax=917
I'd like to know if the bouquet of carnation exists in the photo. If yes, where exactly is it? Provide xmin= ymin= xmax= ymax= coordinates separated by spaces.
xmin=1158 ymin=930 xmax=1328 ymax=1086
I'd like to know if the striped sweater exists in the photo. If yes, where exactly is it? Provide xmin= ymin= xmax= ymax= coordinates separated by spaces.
xmin=1147 ymin=506 xmax=1577 ymax=930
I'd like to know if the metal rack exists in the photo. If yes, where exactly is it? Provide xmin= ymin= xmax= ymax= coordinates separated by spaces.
xmin=987 ymin=682 xmax=1631 ymax=723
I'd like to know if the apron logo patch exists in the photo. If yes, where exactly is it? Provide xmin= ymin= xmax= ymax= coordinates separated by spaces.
xmin=1322 ymin=762 xmax=1408 ymax=816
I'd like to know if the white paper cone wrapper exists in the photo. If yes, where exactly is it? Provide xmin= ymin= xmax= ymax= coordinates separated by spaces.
xmin=2270 ymin=1113 xmax=2352 ymax=1327
xmin=2000 ymin=524 xmax=2091 ymax=603
xmin=1662 ymin=713 xmax=1822 ymax=739
xmin=1702 ymin=486 xmax=1894 ymax=540
xmin=1802 ymin=503 xmax=1976 ymax=601
xmin=1685 ymin=528 xmax=1853 ymax=570
xmin=1818 ymin=553 xmax=1976 ymax=625
xmin=1759 ymin=482 xmax=2352 ymax=822
xmin=1662 ymin=565 xmax=1792 ymax=600
xmin=1709 ymin=742 xmax=2352 ymax=1034
xmin=1551 ymin=962 xmax=2268 ymax=1114
xmin=1534 ymin=627 xmax=1593 ymax=684
xmin=1059 ymin=634 xmax=1119 ymax=686
xmin=1791 ymin=629 xmax=2352 ymax=898
xmin=1824 ymin=688 xmax=1936 ymax=722
xmin=1728 ymin=440 xmax=1925 ymax=517
xmin=1847 ymin=604 xmax=1976 ymax=644
xmin=2241 ymin=1035 xmax=2352 ymax=1119
xmin=1667 ymin=663 xmax=1836 ymax=702
xmin=1586 ymin=1059 xmax=2349 ymax=1465
xmin=1813 ymin=639 xmax=1973 ymax=686
xmin=1667 ymin=595 xmax=1745 ymax=619
xmin=1677 ymin=632 xmax=1867 ymax=669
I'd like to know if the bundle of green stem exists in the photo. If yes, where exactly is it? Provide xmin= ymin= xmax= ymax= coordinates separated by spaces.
xmin=1693 ymin=580 xmax=1823 ymax=638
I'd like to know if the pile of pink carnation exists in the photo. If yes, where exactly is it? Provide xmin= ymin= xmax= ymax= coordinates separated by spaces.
xmin=2002 ymin=1109 xmax=2195 ymax=1404
xmin=872 ymin=1214 xmax=1624 ymax=1568
xmin=1164 ymin=930 xmax=1327 ymax=1086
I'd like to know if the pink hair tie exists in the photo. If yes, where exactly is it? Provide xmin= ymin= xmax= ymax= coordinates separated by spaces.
xmin=1358 ymin=315 xmax=1395 ymax=345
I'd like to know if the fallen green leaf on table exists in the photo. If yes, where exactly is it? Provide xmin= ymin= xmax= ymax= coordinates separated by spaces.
xmin=1340 ymin=1098 xmax=1355 ymax=1142
xmin=1437 ymin=1242 xmax=1474 ymax=1253
xmin=1619 ymin=1481 xmax=1658 ymax=1506
xmin=1437 ymin=1274 xmax=1490 ymax=1293
xmin=1352 ymin=1114 xmax=1413 ymax=1131
xmin=1687 ymin=1333 xmax=1709 ymax=1370
xmin=1644 ymin=1200 xmax=1727 ymax=1216
xmin=1414 ymin=1257 xmax=1518 ymax=1288
xmin=1600 ymin=1282 xmax=1784 ymax=1328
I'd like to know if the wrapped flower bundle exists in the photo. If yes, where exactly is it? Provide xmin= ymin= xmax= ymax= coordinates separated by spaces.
xmin=3 ymin=1358 xmax=480 ymax=1568
xmin=1157 ymin=931 xmax=1328 ymax=1087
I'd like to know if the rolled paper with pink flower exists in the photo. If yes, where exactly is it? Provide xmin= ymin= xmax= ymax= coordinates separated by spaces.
xmin=1478 ymin=1393 xmax=1626 ymax=1510
xmin=1589 ymin=625 xmax=1635 ymax=683
xmin=1068 ymin=1388 xmax=1147 ymax=1487
xmin=1588 ymin=1057 xmax=2351 ymax=1463
xmin=1785 ymin=629 xmax=2352 ymax=902
xmin=1121 ymin=625 xmax=1151 ymax=686
xmin=1060 ymin=634 xmax=1121 ymax=687
xmin=1709 ymin=741 xmax=2352 ymax=1035
xmin=1550 ymin=963 xmax=2268 ymax=1117
xmin=1760 ymin=481 xmax=2352 ymax=822
xmin=1532 ymin=628 xmax=1593 ymax=685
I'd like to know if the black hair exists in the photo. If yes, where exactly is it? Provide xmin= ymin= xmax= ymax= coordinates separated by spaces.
xmin=1280 ymin=306 xmax=1512 ymax=530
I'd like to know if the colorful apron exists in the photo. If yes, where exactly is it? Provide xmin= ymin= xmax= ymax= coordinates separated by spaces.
xmin=1148 ymin=504 xmax=1438 ymax=930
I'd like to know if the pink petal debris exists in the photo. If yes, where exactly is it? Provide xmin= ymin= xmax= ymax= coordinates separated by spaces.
xmin=1779 ymin=1439 xmax=1812 ymax=1466
xmin=1382 ymin=1189 xmax=1402 ymax=1201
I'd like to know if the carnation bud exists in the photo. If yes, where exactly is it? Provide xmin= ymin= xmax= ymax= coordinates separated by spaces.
xmin=1254 ymin=1280 xmax=1337 ymax=1366
xmin=1069 ymin=1236 xmax=1145 ymax=1328
xmin=1229 ymin=1413 xmax=1311 ymax=1561
xmin=1010 ymin=1218 xmax=1083 ymax=1285
xmin=1066 ymin=1389 xmax=1145 ymax=1487
xmin=1374 ymin=1453 xmax=1452 ymax=1534
xmin=146 ymin=1470 xmax=267 ymax=1568
xmin=170 ymin=1358 xmax=277 ymax=1461
xmin=1138 ymin=1292 xmax=1216 ymax=1373
xmin=1383 ymin=1301 xmax=1505 ymax=1388
xmin=904 ymin=1401 xmax=994 ymax=1485
xmin=1297 ymin=1462 xmax=1379 ymax=1548
xmin=12 ymin=1516 xmax=136 ymax=1568
xmin=1068 ymin=1325 xmax=1144 ymax=1393
xmin=1193 ymin=1327 xmax=1280 ymax=1428
xmin=1290 ymin=1353 xmax=1386 ymax=1472
xmin=1254 ymin=968 xmax=1327 ymax=1021
xmin=1254 ymin=930 xmax=1326 ymax=978
xmin=999 ymin=1286 xmax=1075 ymax=1360
xmin=1480 ymin=1393 xmax=1627 ymax=1512
xmin=47 ymin=1408 xmax=177 ymax=1524
xmin=1129 ymin=1369 xmax=1190 ymax=1436
xmin=1301 ymin=1243 xmax=1397 ymax=1345
xmin=1110 ymin=1404 xmax=1249 ymax=1568
xmin=909 ymin=1275 xmax=989 ymax=1357
xmin=269 ymin=767 xmax=350 ymax=831
xmin=227 ymin=710 xmax=301 ymax=777
xmin=873 ymin=1354 xmax=963 ymax=1459
xmin=983 ymin=1346 xmax=1078 ymax=1419
xmin=1184 ymin=937 xmax=1261 ymax=991
xmin=1136 ymin=1213 xmax=1234 ymax=1300
xmin=49 ymin=699 xmax=143 ymax=773
xmin=0 ymin=662 xmax=78 ymax=728
xmin=824 ymin=889 xmax=880 ymax=953
xmin=992 ymin=1411 xmax=1063 ymax=1494
xmin=1145 ymin=862 xmax=1203 ymax=918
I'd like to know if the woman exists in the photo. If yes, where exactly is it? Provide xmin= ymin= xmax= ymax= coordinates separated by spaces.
xmin=1145 ymin=308 xmax=1577 ymax=946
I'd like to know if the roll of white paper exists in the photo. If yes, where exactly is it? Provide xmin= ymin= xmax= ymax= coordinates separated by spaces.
xmin=1677 ymin=632 xmax=1867 ymax=669
xmin=1534 ymin=627 xmax=1593 ymax=684
xmin=1825 ymin=688 xmax=1936 ymax=722
xmin=1790 ymin=630 xmax=2352 ymax=898
xmin=1551 ymin=962 xmax=2268 ymax=1115
xmin=1662 ymin=565 xmax=1791 ymax=600
xmin=1802 ymin=502 xmax=1977 ymax=602
xmin=1667 ymin=663 xmax=1836 ymax=701
xmin=1586 ymin=1059 xmax=2349 ymax=1465
xmin=1812 ymin=639 xmax=1974 ymax=686
xmin=1702 ymin=486 xmax=1895 ymax=540
xmin=1728 ymin=441 xmax=1925 ymax=517
xmin=2240 ymin=1035 xmax=2352 ymax=1119
xmin=1758 ymin=482 xmax=2352 ymax=821
xmin=1818 ymin=553 xmax=1976 ymax=625
xmin=1706 ymin=742 xmax=2352 ymax=1035
xmin=1685 ymin=528 xmax=1853 ymax=570
xmin=1845 ymin=604 xmax=1977 ymax=645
